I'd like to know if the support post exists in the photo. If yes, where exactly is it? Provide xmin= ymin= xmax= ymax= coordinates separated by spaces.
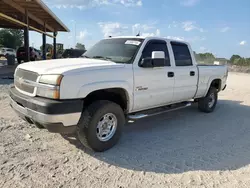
xmin=42 ymin=22 xmax=46 ymax=60
xmin=53 ymin=32 xmax=57 ymax=59
xmin=24 ymin=9 xmax=30 ymax=62
xmin=42 ymin=34 xmax=46 ymax=60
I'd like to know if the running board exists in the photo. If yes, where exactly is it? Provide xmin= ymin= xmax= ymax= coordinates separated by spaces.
xmin=128 ymin=102 xmax=192 ymax=120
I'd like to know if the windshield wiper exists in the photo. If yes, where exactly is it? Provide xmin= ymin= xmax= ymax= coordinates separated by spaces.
xmin=92 ymin=56 xmax=112 ymax=61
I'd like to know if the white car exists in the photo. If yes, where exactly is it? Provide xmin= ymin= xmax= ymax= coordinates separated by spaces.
xmin=0 ymin=48 xmax=16 ymax=57
xmin=9 ymin=36 xmax=228 ymax=151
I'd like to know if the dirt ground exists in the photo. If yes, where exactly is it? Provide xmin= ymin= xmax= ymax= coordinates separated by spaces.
xmin=1 ymin=72 xmax=250 ymax=188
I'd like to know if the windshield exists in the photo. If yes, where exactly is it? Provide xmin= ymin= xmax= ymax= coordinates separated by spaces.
xmin=82 ymin=38 xmax=144 ymax=64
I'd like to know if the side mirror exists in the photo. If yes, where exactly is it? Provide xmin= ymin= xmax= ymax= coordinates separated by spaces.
xmin=152 ymin=51 xmax=165 ymax=59
xmin=139 ymin=51 xmax=166 ymax=68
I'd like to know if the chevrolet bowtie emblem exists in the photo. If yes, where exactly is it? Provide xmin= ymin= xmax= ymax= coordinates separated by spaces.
xmin=18 ymin=77 xmax=24 ymax=85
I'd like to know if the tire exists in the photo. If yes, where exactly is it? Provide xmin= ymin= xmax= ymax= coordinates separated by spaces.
xmin=198 ymin=87 xmax=218 ymax=113
xmin=17 ymin=59 xmax=22 ymax=64
xmin=77 ymin=100 xmax=125 ymax=152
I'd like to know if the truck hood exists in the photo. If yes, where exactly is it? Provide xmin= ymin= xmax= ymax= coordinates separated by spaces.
xmin=17 ymin=58 xmax=124 ymax=75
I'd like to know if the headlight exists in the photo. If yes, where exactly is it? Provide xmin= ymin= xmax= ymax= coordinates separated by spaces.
xmin=37 ymin=74 xmax=63 ymax=99
xmin=39 ymin=74 xmax=63 ymax=85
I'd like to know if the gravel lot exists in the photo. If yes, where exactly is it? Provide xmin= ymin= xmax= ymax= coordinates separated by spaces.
xmin=1 ymin=72 xmax=250 ymax=188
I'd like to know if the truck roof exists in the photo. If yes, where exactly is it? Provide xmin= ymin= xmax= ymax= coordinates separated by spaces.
xmin=109 ymin=36 xmax=189 ymax=45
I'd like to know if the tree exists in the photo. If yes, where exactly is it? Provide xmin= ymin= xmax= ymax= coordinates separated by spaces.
xmin=0 ymin=29 xmax=24 ymax=49
xmin=8 ymin=29 xmax=24 ymax=47
xmin=40 ymin=43 xmax=53 ymax=52
xmin=75 ymin=43 xmax=86 ymax=50
xmin=195 ymin=52 xmax=215 ymax=64
xmin=230 ymin=55 xmax=241 ymax=63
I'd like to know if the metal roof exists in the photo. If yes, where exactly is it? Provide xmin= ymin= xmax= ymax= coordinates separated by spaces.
xmin=0 ymin=0 xmax=69 ymax=32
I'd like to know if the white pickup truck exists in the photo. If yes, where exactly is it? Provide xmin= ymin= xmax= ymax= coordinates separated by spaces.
xmin=9 ymin=36 xmax=228 ymax=151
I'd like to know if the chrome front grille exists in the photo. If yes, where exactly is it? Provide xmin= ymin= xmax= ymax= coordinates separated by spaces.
xmin=14 ymin=68 xmax=38 ymax=94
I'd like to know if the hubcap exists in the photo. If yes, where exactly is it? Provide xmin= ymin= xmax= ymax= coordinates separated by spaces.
xmin=208 ymin=93 xmax=215 ymax=108
xmin=96 ymin=113 xmax=117 ymax=142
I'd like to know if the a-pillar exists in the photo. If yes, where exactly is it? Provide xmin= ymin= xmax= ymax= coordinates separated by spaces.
xmin=53 ymin=32 xmax=57 ymax=59
xmin=24 ymin=9 xmax=30 ymax=62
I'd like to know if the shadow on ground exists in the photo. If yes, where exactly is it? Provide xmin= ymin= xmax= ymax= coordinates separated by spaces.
xmin=64 ymin=99 xmax=250 ymax=174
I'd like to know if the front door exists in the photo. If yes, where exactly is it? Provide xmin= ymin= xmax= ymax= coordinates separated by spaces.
xmin=132 ymin=39 xmax=175 ymax=112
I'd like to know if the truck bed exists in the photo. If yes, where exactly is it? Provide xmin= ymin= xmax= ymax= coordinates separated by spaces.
xmin=195 ymin=64 xmax=228 ymax=98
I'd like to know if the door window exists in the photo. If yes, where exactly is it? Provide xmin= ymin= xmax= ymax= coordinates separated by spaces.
xmin=141 ymin=40 xmax=170 ymax=66
xmin=171 ymin=42 xmax=193 ymax=66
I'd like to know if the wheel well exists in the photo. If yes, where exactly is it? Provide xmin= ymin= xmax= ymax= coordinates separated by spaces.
xmin=84 ymin=88 xmax=129 ymax=113
xmin=210 ymin=79 xmax=221 ymax=90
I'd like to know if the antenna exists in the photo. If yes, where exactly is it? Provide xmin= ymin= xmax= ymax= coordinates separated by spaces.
xmin=136 ymin=31 xmax=140 ymax=36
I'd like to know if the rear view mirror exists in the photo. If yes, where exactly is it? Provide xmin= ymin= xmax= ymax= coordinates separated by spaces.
xmin=139 ymin=51 xmax=166 ymax=68
xmin=151 ymin=51 xmax=166 ymax=67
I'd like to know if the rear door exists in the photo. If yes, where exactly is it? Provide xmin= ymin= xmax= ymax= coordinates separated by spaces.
xmin=170 ymin=42 xmax=198 ymax=102
xmin=132 ymin=39 xmax=175 ymax=111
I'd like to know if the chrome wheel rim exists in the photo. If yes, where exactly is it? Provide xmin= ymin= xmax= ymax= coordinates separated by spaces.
xmin=208 ymin=93 xmax=215 ymax=108
xmin=96 ymin=113 xmax=117 ymax=142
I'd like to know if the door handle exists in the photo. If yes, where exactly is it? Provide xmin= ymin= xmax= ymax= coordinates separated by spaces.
xmin=168 ymin=72 xmax=174 ymax=77
xmin=190 ymin=71 xmax=195 ymax=76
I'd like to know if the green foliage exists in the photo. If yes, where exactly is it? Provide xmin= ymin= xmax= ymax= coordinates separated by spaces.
xmin=40 ymin=43 xmax=53 ymax=52
xmin=0 ymin=29 xmax=24 ymax=49
xmin=195 ymin=52 xmax=215 ymax=64
xmin=230 ymin=55 xmax=250 ymax=66
xmin=230 ymin=55 xmax=241 ymax=63
xmin=75 ymin=43 xmax=86 ymax=50
xmin=194 ymin=52 xmax=250 ymax=66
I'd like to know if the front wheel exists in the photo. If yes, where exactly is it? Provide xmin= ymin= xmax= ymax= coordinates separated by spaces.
xmin=77 ymin=100 xmax=125 ymax=152
xmin=198 ymin=87 xmax=218 ymax=113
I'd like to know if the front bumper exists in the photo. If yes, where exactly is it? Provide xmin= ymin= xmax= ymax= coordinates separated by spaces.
xmin=9 ymin=86 xmax=83 ymax=134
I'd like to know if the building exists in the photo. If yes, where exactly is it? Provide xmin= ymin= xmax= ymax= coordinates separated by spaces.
xmin=214 ymin=58 xmax=229 ymax=65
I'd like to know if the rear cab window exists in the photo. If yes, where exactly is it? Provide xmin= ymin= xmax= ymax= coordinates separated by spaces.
xmin=171 ymin=42 xmax=193 ymax=66
xmin=141 ymin=40 xmax=170 ymax=66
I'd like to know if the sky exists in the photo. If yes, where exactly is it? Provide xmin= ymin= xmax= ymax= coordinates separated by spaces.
xmin=29 ymin=0 xmax=250 ymax=58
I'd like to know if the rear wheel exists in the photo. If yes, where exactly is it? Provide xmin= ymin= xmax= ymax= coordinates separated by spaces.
xmin=198 ymin=87 xmax=218 ymax=113
xmin=77 ymin=100 xmax=125 ymax=152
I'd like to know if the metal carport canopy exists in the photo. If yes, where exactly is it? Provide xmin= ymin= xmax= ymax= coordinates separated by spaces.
xmin=0 ymin=0 xmax=70 ymax=61
xmin=0 ymin=0 xmax=69 ymax=36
